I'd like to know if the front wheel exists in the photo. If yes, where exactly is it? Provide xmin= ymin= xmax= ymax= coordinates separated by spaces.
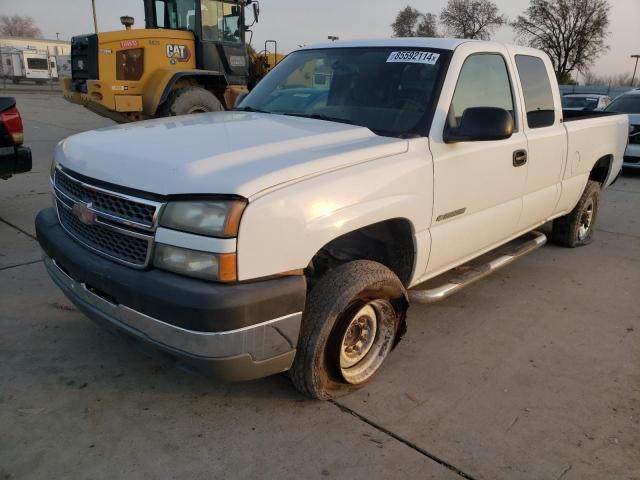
xmin=551 ymin=180 xmax=600 ymax=247
xmin=290 ymin=260 xmax=408 ymax=400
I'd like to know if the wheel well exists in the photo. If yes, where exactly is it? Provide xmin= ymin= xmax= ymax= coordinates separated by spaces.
xmin=305 ymin=219 xmax=415 ymax=289
xmin=161 ymin=73 xmax=229 ymax=108
xmin=590 ymin=155 xmax=613 ymax=185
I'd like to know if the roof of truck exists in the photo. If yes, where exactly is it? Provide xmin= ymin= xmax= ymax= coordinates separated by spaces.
xmin=299 ymin=37 xmax=474 ymax=51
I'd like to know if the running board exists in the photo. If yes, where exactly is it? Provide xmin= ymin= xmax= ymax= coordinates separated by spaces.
xmin=408 ymin=231 xmax=547 ymax=305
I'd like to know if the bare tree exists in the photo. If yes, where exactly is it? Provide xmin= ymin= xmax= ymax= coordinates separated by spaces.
xmin=582 ymin=70 xmax=638 ymax=87
xmin=512 ymin=0 xmax=610 ymax=83
xmin=0 ymin=14 xmax=42 ymax=38
xmin=440 ymin=0 xmax=506 ymax=40
xmin=392 ymin=6 xmax=439 ymax=38
xmin=416 ymin=13 xmax=439 ymax=37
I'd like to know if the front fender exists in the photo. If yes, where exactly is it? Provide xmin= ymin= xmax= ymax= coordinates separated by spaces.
xmin=236 ymin=139 xmax=433 ymax=281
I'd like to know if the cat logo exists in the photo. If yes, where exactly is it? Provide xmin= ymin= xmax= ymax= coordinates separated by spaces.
xmin=166 ymin=44 xmax=191 ymax=62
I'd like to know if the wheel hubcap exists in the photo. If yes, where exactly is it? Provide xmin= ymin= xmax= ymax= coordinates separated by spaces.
xmin=338 ymin=300 xmax=397 ymax=385
xmin=578 ymin=199 xmax=594 ymax=240
xmin=340 ymin=305 xmax=377 ymax=369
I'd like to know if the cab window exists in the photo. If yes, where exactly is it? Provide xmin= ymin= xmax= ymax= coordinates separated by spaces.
xmin=448 ymin=54 xmax=515 ymax=129
xmin=201 ymin=1 xmax=242 ymax=43
xmin=515 ymin=55 xmax=556 ymax=128
xmin=155 ymin=0 xmax=196 ymax=30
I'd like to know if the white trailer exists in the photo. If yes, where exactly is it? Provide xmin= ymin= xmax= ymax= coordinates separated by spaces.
xmin=0 ymin=47 xmax=58 ymax=84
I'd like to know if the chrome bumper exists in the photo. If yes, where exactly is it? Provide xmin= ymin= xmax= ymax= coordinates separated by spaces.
xmin=44 ymin=256 xmax=302 ymax=376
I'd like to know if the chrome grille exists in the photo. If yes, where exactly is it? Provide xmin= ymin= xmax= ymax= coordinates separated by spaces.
xmin=57 ymin=200 xmax=151 ymax=266
xmin=55 ymin=169 xmax=157 ymax=227
xmin=52 ymin=168 xmax=164 ymax=268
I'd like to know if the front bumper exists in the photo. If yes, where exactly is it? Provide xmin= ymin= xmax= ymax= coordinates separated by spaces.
xmin=0 ymin=145 xmax=32 ymax=179
xmin=36 ymin=208 xmax=306 ymax=381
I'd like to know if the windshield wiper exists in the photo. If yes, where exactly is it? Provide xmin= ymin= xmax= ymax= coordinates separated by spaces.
xmin=233 ymin=106 xmax=271 ymax=114
xmin=282 ymin=112 xmax=356 ymax=126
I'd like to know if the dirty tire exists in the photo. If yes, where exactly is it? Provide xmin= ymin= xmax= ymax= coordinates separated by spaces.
xmin=161 ymin=86 xmax=223 ymax=116
xmin=551 ymin=180 xmax=600 ymax=247
xmin=290 ymin=260 xmax=408 ymax=400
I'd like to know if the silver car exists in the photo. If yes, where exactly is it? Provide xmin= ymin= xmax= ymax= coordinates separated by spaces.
xmin=605 ymin=90 xmax=640 ymax=169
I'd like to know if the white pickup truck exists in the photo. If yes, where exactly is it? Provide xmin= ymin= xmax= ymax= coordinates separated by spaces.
xmin=36 ymin=39 xmax=629 ymax=399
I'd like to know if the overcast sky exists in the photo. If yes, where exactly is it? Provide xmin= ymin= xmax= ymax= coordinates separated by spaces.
xmin=1 ymin=0 xmax=638 ymax=77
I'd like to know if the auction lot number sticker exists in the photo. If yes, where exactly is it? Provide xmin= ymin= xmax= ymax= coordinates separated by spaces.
xmin=386 ymin=51 xmax=440 ymax=65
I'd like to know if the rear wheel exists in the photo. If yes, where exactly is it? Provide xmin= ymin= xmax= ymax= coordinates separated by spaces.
xmin=160 ymin=86 xmax=224 ymax=116
xmin=290 ymin=260 xmax=407 ymax=400
xmin=551 ymin=180 xmax=600 ymax=247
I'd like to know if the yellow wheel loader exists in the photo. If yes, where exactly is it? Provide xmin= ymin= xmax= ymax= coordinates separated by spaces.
xmin=63 ymin=0 xmax=271 ymax=123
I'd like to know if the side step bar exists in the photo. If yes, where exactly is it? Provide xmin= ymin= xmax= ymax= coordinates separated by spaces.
xmin=409 ymin=231 xmax=547 ymax=305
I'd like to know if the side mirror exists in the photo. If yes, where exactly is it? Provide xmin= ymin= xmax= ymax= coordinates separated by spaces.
xmin=234 ymin=92 xmax=248 ymax=108
xmin=444 ymin=107 xmax=514 ymax=144
xmin=252 ymin=2 xmax=260 ymax=23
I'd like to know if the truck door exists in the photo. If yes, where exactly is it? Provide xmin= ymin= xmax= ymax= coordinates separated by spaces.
xmin=511 ymin=53 xmax=566 ymax=229
xmin=426 ymin=48 xmax=528 ymax=276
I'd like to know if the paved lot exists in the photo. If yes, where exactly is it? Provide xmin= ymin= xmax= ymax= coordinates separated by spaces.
xmin=1 ymin=94 xmax=639 ymax=480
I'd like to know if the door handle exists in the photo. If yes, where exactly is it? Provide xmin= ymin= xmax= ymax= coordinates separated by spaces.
xmin=513 ymin=149 xmax=528 ymax=167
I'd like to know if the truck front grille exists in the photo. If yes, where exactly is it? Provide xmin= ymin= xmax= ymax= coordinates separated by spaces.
xmin=56 ymin=200 xmax=151 ymax=266
xmin=55 ymin=169 xmax=157 ymax=227
xmin=53 ymin=168 xmax=164 ymax=268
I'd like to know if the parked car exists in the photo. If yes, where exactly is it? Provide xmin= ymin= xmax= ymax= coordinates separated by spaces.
xmin=562 ymin=93 xmax=611 ymax=112
xmin=0 ymin=97 xmax=31 ymax=180
xmin=604 ymin=89 xmax=640 ymax=169
xmin=36 ymin=39 xmax=629 ymax=399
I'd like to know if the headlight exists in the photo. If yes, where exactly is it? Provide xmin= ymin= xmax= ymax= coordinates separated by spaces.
xmin=154 ymin=244 xmax=237 ymax=282
xmin=160 ymin=199 xmax=246 ymax=237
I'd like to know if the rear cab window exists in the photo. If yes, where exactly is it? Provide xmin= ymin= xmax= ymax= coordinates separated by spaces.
xmin=514 ymin=55 xmax=556 ymax=128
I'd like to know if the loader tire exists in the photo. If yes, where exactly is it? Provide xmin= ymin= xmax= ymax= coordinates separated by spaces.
xmin=161 ymin=86 xmax=224 ymax=116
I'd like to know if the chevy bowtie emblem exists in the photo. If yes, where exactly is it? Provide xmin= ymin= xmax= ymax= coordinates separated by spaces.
xmin=72 ymin=202 xmax=97 ymax=225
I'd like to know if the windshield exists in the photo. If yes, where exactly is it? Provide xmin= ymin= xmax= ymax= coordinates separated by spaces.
xmin=238 ymin=47 xmax=449 ymax=137
xmin=605 ymin=94 xmax=640 ymax=114
xmin=562 ymin=96 xmax=599 ymax=110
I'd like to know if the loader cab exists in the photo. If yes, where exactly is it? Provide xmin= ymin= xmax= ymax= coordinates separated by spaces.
xmin=145 ymin=0 xmax=250 ymax=82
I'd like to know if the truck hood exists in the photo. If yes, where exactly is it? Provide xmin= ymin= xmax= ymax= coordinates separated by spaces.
xmin=56 ymin=111 xmax=409 ymax=198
